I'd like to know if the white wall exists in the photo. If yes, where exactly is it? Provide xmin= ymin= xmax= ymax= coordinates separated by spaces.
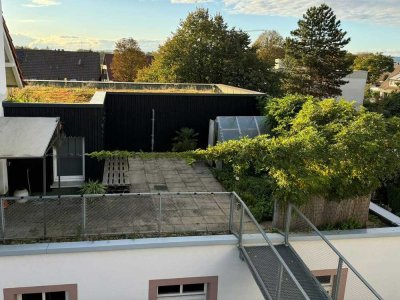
xmin=0 ymin=244 xmax=264 ymax=300
xmin=1 ymin=235 xmax=399 ymax=300
xmin=291 ymin=236 xmax=400 ymax=300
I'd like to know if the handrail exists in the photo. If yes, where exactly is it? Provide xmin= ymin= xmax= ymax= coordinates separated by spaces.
xmin=232 ymin=192 xmax=311 ymax=300
xmin=290 ymin=204 xmax=384 ymax=300
xmin=0 ymin=191 xmax=232 ymax=201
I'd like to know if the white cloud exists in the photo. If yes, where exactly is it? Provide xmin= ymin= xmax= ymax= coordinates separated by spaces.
xmin=11 ymin=34 xmax=163 ymax=52
xmin=222 ymin=0 xmax=400 ymax=25
xmin=171 ymin=0 xmax=213 ymax=3
xmin=23 ymin=0 xmax=61 ymax=8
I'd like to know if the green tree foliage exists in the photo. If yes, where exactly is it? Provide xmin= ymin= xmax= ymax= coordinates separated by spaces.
xmin=253 ymin=30 xmax=285 ymax=67
xmin=111 ymin=38 xmax=147 ymax=82
xmin=353 ymin=53 xmax=394 ymax=83
xmin=196 ymin=95 xmax=400 ymax=205
xmin=284 ymin=4 xmax=352 ymax=97
xmin=365 ymin=92 xmax=400 ymax=117
xmin=137 ymin=9 xmax=280 ymax=94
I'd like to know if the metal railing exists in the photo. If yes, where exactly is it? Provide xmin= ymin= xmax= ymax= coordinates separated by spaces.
xmin=231 ymin=192 xmax=312 ymax=300
xmin=285 ymin=204 xmax=384 ymax=300
xmin=0 ymin=192 xmax=233 ymax=242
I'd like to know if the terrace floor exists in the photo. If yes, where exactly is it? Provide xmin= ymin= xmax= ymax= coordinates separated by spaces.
xmin=128 ymin=158 xmax=226 ymax=193
xmin=1 ymin=159 xmax=246 ymax=242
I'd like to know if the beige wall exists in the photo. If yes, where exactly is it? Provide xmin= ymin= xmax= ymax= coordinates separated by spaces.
xmin=291 ymin=236 xmax=400 ymax=300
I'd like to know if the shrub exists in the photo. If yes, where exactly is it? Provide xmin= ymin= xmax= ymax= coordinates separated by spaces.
xmin=80 ymin=180 xmax=106 ymax=195
xmin=212 ymin=168 xmax=274 ymax=222
xmin=172 ymin=128 xmax=199 ymax=152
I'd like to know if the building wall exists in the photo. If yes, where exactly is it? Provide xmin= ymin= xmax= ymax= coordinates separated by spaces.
xmin=105 ymin=93 xmax=259 ymax=151
xmin=0 ymin=244 xmax=264 ymax=300
xmin=0 ymin=234 xmax=399 ymax=299
xmin=337 ymin=71 xmax=368 ymax=107
xmin=291 ymin=235 xmax=400 ymax=300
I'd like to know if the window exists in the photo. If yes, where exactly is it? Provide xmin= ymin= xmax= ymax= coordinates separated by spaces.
xmin=312 ymin=269 xmax=348 ymax=300
xmin=3 ymin=284 xmax=77 ymax=300
xmin=53 ymin=137 xmax=85 ymax=186
xmin=149 ymin=277 xmax=217 ymax=300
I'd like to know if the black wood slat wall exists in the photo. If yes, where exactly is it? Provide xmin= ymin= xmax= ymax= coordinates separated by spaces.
xmin=104 ymin=92 xmax=259 ymax=151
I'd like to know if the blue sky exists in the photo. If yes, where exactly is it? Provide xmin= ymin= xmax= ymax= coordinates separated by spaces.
xmin=3 ymin=0 xmax=400 ymax=56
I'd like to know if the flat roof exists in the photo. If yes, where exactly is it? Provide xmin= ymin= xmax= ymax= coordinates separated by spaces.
xmin=0 ymin=117 xmax=59 ymax=158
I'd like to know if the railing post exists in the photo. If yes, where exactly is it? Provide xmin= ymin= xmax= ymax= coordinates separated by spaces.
xmin=82 ymin=195 xmax=86 ymax=238
xmin=332 ymin=258 xmax=344 ymax=300
xmin=158 ymin=194 xmax=162 ymax=234
xmin=238 ymin=203 xmax=244 ymax=248
xmin=43 ymin=197 xmax=47 ymax=239
xmin=0 ymin=199 xmax=5 ymax=241
xmin=285 ymin=203 xmax=292 ymax=246
xmin=228 ymin=193 xmax=234 ymax=233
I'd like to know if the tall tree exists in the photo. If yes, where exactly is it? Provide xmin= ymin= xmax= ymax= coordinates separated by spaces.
xmin=136 ymin=9 xmax=280 ymax=94
xmin=353 ymin=53 xmax=394 ymax=83
xmin=253 ymin=30 xmax=285 ymax=67
xmin=285 ymin=4 xmax=352 ymax=98
xmin=111 ymin=38 xmax=147 ymax=82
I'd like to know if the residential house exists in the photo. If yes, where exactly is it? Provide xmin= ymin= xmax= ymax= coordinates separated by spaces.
xmin=377 ymin=65 xmax=400 ymax=97
xmin=16 ymin=49 xmax=102 ymax=81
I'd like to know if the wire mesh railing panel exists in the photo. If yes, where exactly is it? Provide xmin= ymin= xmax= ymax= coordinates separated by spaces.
xmin=288 ymin=205 xmax=383 ymax=300
xmin=342 ymin=263 xmax=381 ymax=300
xmin=45 ymin=196 xmax=82 ymax=238
xmin=0 ymin=192 xmax=234 ymax=242
xmin=85 ymin=194 xmax=157 ymax=236
xmin=2 ymin=198 xmax=45 ymax=240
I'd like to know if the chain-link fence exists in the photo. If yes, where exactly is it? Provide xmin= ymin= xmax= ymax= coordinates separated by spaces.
xmin=287 ymin=204 xmax=384 ymax=300
xmin=0 ymin=192 xmax=233 ymax=242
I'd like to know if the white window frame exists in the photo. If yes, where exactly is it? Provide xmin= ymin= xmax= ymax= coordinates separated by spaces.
xmin=53 ymin=137 xmax=85 ymax=183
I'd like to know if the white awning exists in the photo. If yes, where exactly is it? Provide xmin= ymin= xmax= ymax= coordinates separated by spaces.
xmin=0 ymin=117 xmax=60 ymax=158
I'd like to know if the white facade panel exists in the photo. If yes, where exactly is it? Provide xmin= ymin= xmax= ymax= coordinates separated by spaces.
xmin=0 ymin=244 xmax=264 ymax=300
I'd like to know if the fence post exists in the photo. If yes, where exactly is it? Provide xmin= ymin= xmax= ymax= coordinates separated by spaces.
xmin=158 ymin=195 xmax=162 ymax=234
xmin=284 ymin=203 xmax=292 ymax=246
xmin=332 ymin=258 xmax=344 ymax=300
xmin=238 ymin=203 xmax=244 ymax=248
xmin=228 ymin=193 xmax=234 ymax=233
xmin=0 ymin=199 xmax=5 ymax=240
xmin=82 ymin=196 xmax=86 ymax=238
xmin=43 ymin=197 xmax=47 ymax=239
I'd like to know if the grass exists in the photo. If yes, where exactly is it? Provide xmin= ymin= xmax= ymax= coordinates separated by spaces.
xmin=7 ymin=85 xmax=219 ymax=104
xmin=8 ymin=86 xmax=96 ymax=103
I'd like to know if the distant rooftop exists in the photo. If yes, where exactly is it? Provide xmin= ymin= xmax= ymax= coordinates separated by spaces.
xmin=16 ymin=49 xmax=102 ymax=81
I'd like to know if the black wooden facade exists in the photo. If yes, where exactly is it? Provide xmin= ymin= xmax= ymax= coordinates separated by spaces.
xmin=3 ymin=92 xmax=260 ymax=192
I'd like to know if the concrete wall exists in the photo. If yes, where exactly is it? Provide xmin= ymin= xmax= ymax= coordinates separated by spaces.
xmin=0 ymin=243 xmax=263 ymax=300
